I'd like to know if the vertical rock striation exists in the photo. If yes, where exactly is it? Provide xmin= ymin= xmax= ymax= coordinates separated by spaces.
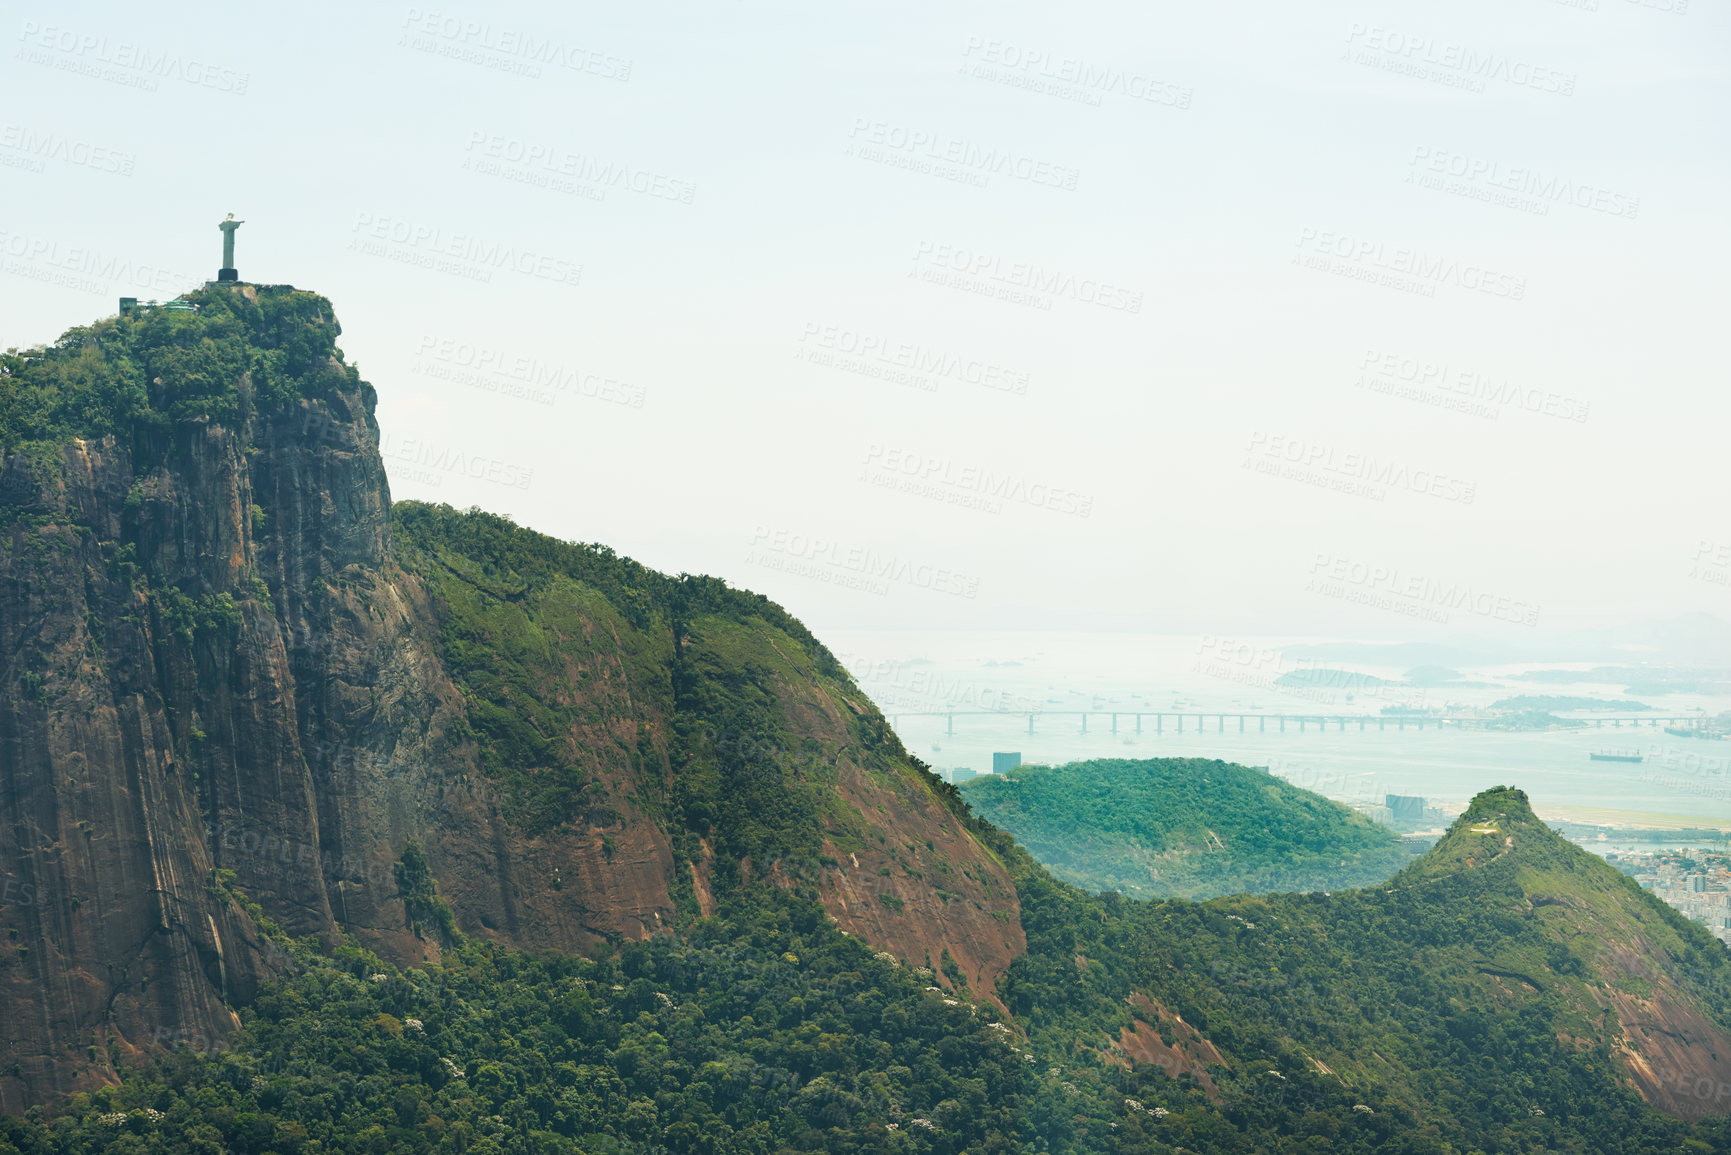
xmin=0 ymin=287 xmax=1025 ymax=1108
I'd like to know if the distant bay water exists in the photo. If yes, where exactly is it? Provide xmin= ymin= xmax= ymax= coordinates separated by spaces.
xmin=825 ymin=631 xmax=1731 ymax=828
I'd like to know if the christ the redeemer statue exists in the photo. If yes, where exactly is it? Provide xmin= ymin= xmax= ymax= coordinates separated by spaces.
xmin=218 ymin=213 xmax=244 ymax=281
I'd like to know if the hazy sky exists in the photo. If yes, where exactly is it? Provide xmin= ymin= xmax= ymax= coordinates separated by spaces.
xmin=3 ymin=0 xmax=1726 ymax=640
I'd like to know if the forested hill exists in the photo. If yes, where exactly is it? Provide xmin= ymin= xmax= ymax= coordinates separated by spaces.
xmin=9 ymin=789 xmax=1731 ymax=1153
xmin=958 ymin=758 xmax=1409 ymax=898
xmin=9 ymin=290 xmax=1731 ymax=1151
xmin=0 ymin=285 xmax=1023 ymax=1110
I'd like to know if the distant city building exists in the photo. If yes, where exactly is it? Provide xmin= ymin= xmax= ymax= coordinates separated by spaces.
xmin=992 ymin=752 xmax=1022 ymax=774
xmin=1386 ymin=794 xmax=1427 ymax=822
xmin=1352 ymin=803 xmax=1395 ymax=826
xmin=947 ymin=768 xmax=978 ymax=784
xmin=1606 ymin=851 xmax=1731 ymax=945
xmin=1400 ymin=833 xmax=1438 ymax=856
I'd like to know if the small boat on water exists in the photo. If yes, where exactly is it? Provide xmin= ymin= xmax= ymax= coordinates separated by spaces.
xmin=1590 ymin=751 xmax=1643 ymax=764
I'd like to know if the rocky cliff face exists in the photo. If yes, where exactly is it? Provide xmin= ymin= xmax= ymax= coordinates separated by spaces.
xmin=0 ymin=287 xmax=1022 ymax=1110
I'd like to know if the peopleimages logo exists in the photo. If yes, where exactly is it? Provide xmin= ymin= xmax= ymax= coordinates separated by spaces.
xmin=797 ymin=323 xmax=1030 ymax=395
xmin=398 ymin=9 xmax=632 ymax=80
xmin=1295 ymin=228 xmax=1526 ymax=301
xmin=378 ymin=432 xmax=533 ymax=490
xmin=414 ymin=336 xmax=646 ymax=408
xmin=218 ymin=825 xmax=397 ymax=891
xmin=1308 ymin=553 xmax=1540 ymax=627
xmin=16 ymin=21 xmax=250 ymax=94
xmin=1357 ymin=348 xmax=1589 ymax=423
xmin=1342 ymin=24 xmax=1577 ymax=96
xmin=1244 ymin=431 xmax=1477 ymax=505
xmin=911 ymin=241 xmax=1143 ymax=313
xmin=0 ymin=228 xmax=199 ymax=296
xmin=1 ymin=877 xmax=45 ymax=908
xmin=1194 ymin=636 xmax=1370 ymax=705
xmin=0 ymin=124 xmax=135 ymax=175
xmin=958 ymin=37 xmax=1193 ymax=109
xmin=862 ymin=444 xmax=1094 ymax=517
xmin=747 ymin=526 xmax=980 ymax=599
xmin=463 ymin=131 xmax=696 ymax=204
xmin=1193 ymin=636 xmax=1427 ymax=708
xmin=1694 ymin=540 xmax=1731 ymax=569
xmin=1407 ymin=147 xmax=1639 ymax=220
xmin=350 ymin=212 xmax=583 ymax=286
xmin=845 ymin=118 xmax=1080 ymax=191
xmin=1689 ymin=538 xmax=1731 ymax=590
xmin=1649 ymin=745 xmax=1731 ymax=782
xmin=838 ymin=653 xmax=1042 ymax=713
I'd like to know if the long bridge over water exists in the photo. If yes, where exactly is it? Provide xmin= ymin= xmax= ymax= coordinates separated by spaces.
xmin=884 ymin=710 xmax=1711 ymax=736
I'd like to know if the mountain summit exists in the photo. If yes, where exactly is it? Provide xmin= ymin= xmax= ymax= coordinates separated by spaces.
xmin=1387 ymin=786 xmax=1731 ymax=1119
xmin=6 ymin=291 xmax=1731 ymax=1150
xmin=0 ymin=286 xmax=1020 ymax=1110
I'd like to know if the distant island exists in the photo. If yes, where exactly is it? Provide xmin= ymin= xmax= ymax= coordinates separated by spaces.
xmin=1513 ymin=666 xmax=1730 ymax=696
xmin=1405 ymin=664 xmax=1495 ymax=688
xmin=1274 ymin=664 xmax=1493 ymax=692
xmin=1272 ymin=667 xmax=1389 ymax=690
xmin=1491 ymin=694 xmax=1650 ymax=713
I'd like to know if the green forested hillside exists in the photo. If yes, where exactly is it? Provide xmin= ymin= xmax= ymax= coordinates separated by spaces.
xmin=7 ymin=789 xmax=1731 ymax=1153
xmin=392 ymin=500 xmax=859 ymax=864
xmin=0 ymin=286 xmax=357 ymax=453
xmin=957 ymin=759 xmax=1409 ymax=899
xmin=0 ymin=883 xmax=1106 ymax=1155
xmin=9 ymin=294 xmax=1731 ymax=1153
xmin=387 ymin=502 xmax=966 ymax=926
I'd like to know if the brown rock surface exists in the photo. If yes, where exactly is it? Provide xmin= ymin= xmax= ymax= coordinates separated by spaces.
xmin=1597 ymin=943 xmax=1731 ymax=1121
xmin=0 ymin=290 xmax=1025 ymax=1109
xmin=1107 ymin=992 xmax=1227 ymax=1100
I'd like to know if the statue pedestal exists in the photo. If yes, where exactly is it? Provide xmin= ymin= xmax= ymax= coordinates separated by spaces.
xmin=217 ymin=268 xmax=239 ymax=282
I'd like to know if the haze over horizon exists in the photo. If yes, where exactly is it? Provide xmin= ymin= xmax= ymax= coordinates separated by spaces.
xmin=17 ymin=8 xmax=1731 ymax=1149
xmin=3 ymin=0 xmax=1726 ymax=640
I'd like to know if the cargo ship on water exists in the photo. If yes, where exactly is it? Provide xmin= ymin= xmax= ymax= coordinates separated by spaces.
xmin=1663 ymin=721 xmax=1725 ymax=740
xmin=1590 ymin=750 xmax=1644 ymax=764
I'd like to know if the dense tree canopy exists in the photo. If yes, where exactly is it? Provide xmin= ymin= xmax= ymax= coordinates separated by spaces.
xmin=9 ymin=792 xmax=1731 ymax=1153
xmin=958 ymin=759 xmax=1409 ymax=899
xmin=8 ymin=300 xmax=1731 ymax=1153
xmin=0 ymin=288 xmax=358 ymax=456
